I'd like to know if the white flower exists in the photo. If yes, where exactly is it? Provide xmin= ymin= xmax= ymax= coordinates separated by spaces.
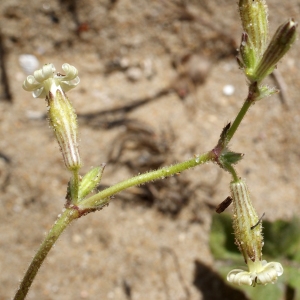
xmin=23 ymin=63 xmax=80 ymax=98
xmin=227 ymin=259 xmax=283 ymax=286
xmin=23 ymin=63 xmax=81 ymax=172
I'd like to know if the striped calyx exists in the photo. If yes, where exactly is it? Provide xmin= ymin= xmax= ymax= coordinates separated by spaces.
xmin=47 ymin=88 xmax=81 ymax=171
xmin=254 ymin=19 xmax=297 ymax=81
xmin=230 ymin=179 xmax=262 ymax=263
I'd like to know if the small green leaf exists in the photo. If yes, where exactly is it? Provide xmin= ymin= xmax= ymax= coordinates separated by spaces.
xmin=255 ymin=85 xmax=279 ymax=101
xmin=78 ymin=164 xmax=105 ymax=201
xmin=218 ymin=123 xmax=231 ymax=147
xmin=239 ymin=32 xmax=257 ymax=71
xmin=220 ymin=151 xmax=244 ymax=165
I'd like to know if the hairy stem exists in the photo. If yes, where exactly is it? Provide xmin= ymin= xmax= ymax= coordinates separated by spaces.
xmin=13 ymin=208 xmax=79 ymax=300
xmin=79 ymin=151 xmax=213 ymax=209
xmin=225 ymin=163 xmax=239 ymax=182
xmin=226 ymin=98 xmax=252 ymax=144
xmin=226 ymin=83 xmax=258 ymax=144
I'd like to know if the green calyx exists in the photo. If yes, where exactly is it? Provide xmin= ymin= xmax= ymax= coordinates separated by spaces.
xmin=254 ymin=19 xmax=298 ymax=82
xmin=48 ymin=89 xmax=81 ymax=171
xmin=230 ymin=179 xmax=263 ymax=263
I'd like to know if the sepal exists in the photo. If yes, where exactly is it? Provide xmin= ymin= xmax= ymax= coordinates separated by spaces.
xmin=239 ymin=32 xmax=256 ymax=71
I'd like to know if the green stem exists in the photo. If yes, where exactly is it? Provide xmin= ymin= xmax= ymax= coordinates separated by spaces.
xmin=225 ymin=163 xmax=239 ymax=182
xmin=225 ymin=98 xmax=252 ymax=144
xmin=79 ymin=151 xmax=213 ymax=209
xmin=13 ymin=208 xmax=79 ymax=300
xmin=71 ymin=169 xmax=80 ymax=203
xmin=226 ymin=83 xmax=259 ymax=144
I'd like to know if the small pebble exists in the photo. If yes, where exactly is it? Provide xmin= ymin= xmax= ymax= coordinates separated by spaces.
xmin=72 ymin=234 xmax=82 ymax=243
xmin=143 ymin=58 xmax=155 ymax=79
xmin=126 ymin=67 xmax=142 ymax=82
xmin=19 ymin=54 xmax=39 ymax=75
xmin=223 ymin=84 xmax=235 ymax=96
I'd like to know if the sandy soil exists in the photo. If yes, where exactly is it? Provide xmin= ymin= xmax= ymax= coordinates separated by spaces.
xmin=0 ymin=0 xmax=299 ymax=299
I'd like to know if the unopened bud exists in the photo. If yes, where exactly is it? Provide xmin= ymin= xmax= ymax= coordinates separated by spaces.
xmin=254 ymin=19 xmax=297 ymax=81
xmin=239 ymin=0 xmax=269 ymax=61
xmin=78 ymin=165 xmax=105 ymax=201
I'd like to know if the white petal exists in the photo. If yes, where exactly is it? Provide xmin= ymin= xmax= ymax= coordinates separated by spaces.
xmin=60 ymin=77 xmax=80 ymax=92
xmin=22 ymin=63 xmax=80 ymax=98
xmin=33 ymin=87 xmax=46 ymax=98
xmin=227 ymin=269 xmax=253 ymax=286
xmin=61 ymin=63 xmax=78 ymax=81
xmin=34 ymin=64 xmax=55 ymax=83
xmin=23 ymin=75 xmax=41 ymax=91
xmin=257 ymin=261 xmax=283 ymax=284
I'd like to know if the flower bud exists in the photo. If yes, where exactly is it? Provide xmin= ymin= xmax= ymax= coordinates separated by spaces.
xmin=78 ymin=165 xmax=105 ymax=201
xmin=254 ymin=19 xmax=297 ymax=81
xmin=239 ymin=0 xmax=269 ymax=66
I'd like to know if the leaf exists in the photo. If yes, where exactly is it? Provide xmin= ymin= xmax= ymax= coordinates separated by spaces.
xmin=221 ymin=151 xmax=244 ymax=165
